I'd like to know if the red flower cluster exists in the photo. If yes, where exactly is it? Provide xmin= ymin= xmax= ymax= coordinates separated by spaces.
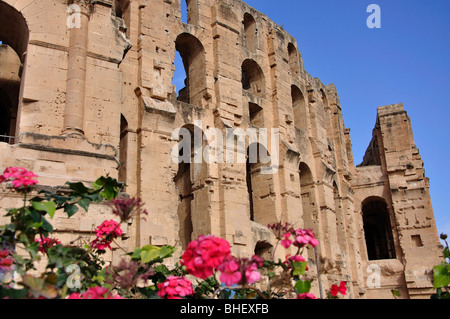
xmin=0 ymin=249 xmax=13 ymax=271
xmin=68 ymin=286 xmax=123 ymax=299
xmin=330 ymin=281 xmax=347 ymax=297
xmin=0 ymin=167 xmax=38 ymax=189
xmin=157 ymin=276 xmax=194 ymax=299
xmin=90 ymin=220 xmax=123 ymax=250
xmin=35 ymin=237 xmax=61 ymax=253
xmin=181 ymin=235 xmax=231 ymax=279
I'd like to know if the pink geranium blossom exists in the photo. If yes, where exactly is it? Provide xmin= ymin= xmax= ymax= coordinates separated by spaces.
xmin=281 ymin=233 xmax=292 ymax=249
xmin=330 ymin=281 xmax=347 ymax=297
xmin=181 ymin=235 xmax=231 ymax=279
xmin=35 ymin=237 xmax=61 ymax=253
xmin=0 ymin=167 xmax=38 ymax=190
xmin=157 ymin=276 xmax=194 ymax=299
xmin=68 ymin=286 xmax=123 ymax=299
xmin=0 ymin=249 xmax=13 ymax=271
xmin=90 ymin=220 xmax=123 ymax=251
xmin=218 ymin=256 xmax=242 ymax=286
xmin=297 ymin=292 xmax=317 ymax=299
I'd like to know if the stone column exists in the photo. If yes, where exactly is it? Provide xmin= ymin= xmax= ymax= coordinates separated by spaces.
xmin=63 ymin=0 xmax=91 ymax=136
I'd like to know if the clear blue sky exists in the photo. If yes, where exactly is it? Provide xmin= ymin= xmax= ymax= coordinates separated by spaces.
xmin=177 ymin=0 xmax=450 ymax=239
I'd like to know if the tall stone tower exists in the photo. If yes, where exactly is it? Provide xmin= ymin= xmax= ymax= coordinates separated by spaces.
xmin=0 ymin=0 xmax=442 ymax=298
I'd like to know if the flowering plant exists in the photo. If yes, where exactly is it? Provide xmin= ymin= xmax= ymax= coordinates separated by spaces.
xmin=0 ymin=166 xmax=345 ymax=300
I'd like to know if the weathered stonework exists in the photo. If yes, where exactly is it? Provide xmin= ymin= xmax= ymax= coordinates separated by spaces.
xmin=0 ymin=0 xmax=442 ymax=299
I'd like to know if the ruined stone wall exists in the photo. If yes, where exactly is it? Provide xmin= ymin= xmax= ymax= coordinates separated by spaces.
xmin=0 ymin=0 xmax=442 ymax=299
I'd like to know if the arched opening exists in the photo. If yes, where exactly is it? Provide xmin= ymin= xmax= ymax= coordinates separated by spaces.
xmin=0 ymin=2 xmax=29 ymax=144
xmin=174 ymin=33 xmax=206 ymax=106
xmin=291 ymin=85 xmax=307 ymax=131
xmin=246 ymin=143 xmax=275 ymax=225
xmin=362 ymin=197 xmax=396 ymax=260
xmin=118 ymin=114 xmax=128 ymax=184
xmin=254 ymin=241 xmax=272 ymax=260
xmin=241 ymin=59 xmax=265 ymax=97
xmin=243 ymin=13 xmax=257 ymax=52
xmin=288 ymin=43 xmax=299 ymax=77
xmin=299 ymin=162 xmax=317 ymax=228
xmin=113 ymin=0 xmax=131 ymax=36
xmin=248 ymin=102 xmax=263 ymax=127
xmin=173 ymin=124 xmax=208 ymax=249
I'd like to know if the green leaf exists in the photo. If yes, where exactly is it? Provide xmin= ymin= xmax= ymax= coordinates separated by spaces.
xmin=31 ymin=201 xmax=57 ymax=219
xmin=64 ymin=203 xmax=78 ymax=218
xmin=294 ymin=279 xmax=311 ymax=294
xmin=433 ymin=263 xmax=450 ymax=289
xmin=141 ymin=247 xmax=160 ymax=264
xmin=292 ymin=261 xmax=307 ymax=276
xmin=66 ymin=182 xmax=89 ymax=194
xmin=78 ymin=198 xmax=91 ymax=212
xmin=159 ymin=246 xmax=176 ymax=259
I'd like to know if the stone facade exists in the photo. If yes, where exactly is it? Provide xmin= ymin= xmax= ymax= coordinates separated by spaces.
xmin=0 ymin=0 xmax=442 ymax=299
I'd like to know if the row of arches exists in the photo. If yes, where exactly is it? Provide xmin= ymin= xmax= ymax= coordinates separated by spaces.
xmin=170 ymin=124 xmax=397 ymax=262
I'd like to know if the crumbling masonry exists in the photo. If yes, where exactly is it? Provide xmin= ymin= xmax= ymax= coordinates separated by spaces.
xmin=0 ymin=0 xmax=442 ymax=299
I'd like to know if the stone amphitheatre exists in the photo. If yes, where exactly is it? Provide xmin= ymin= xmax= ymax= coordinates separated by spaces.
xmin=0 ymin=0 xmax=443 ymax=298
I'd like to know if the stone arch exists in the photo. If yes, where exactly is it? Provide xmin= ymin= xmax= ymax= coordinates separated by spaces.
xmin=246 ymin=142 xmax=276 ymax=225
xmin=299 ymin=162 xmax=317 ymax=230
xmin=291 ymin=85 xmax=308 ymax=131
xmin=241 ymin=59 xmax=265 ymax=98
xmin=174 ymin=33 xmax=207 ymax=106
xmin=0 ymin=1 xmax=29 ymax=144
xmin=361 ymin=196 xmax=396 ymax=260
xmin=173 ymin=123 xmax=209 ymax=248
xmin=288 ymin=42 xmax=300 ymax=77
xmin=118 ymin=114 xmax=129 ymax=184
xmin=243 ymin=12 xmax=257 ymax=52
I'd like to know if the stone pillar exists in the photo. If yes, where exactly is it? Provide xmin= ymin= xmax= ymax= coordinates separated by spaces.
xmin=63 ymin=1 xmax=91 ymax=136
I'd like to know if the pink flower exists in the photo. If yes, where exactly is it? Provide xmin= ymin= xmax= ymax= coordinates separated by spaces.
xmin=0 ymin=256 xmax=13 ymax=271
xmin=244 ymin=262 xmax=261 ymax=285
xmin=157 ymin=276 xmax=194 ymax=299
xmin=35 ymin=237 xmax=61 ymax=253
xmin=181 ymin=235 xmax=231 ymax=279
xmin=218 ymin=257 xmax=242 ymax=286
xmin=330 ymin=281 xmax=347 ymax=297
xmin=0 ymin=249 xmax=9 ymax=259
xmin=297 ymin=292 xmax=317 ymax=299
xmin=281 ymin=233 xmax=292 ymax=249
xmin=90 ymin=220 xmax=123 ymax=251
xmin=294 ymin=229 xmax=319 ymax=248
xmin=0 ymin=167 xmax=38 ymax=190
xmin=68 ymin=286 xmax=123 ymax=299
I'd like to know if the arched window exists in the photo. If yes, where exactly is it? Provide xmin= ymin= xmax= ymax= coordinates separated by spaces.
xmin=291 ymin=85 xmax=307 ymax=131
xmin=173 ymin=124 xmax=208 ymax=249
xmin=288 ymin=43 xmax=299 ymax=76
xmin=241 ymin=59 xmax=265 ymax=97
xmin=362 ymin=197 xmax=396 ymax=260
xmin=246 ymin=143 xmax=275 ymax=225
xmin=0 ymin=2 xmax=29 ymax=144
xmin=243 ymin=13 xmax=257 ymax=52
xmin=118 ymin=114 xmax=128 ymax=184
xmin=174 ymin=33 xmax=207 ymax=106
